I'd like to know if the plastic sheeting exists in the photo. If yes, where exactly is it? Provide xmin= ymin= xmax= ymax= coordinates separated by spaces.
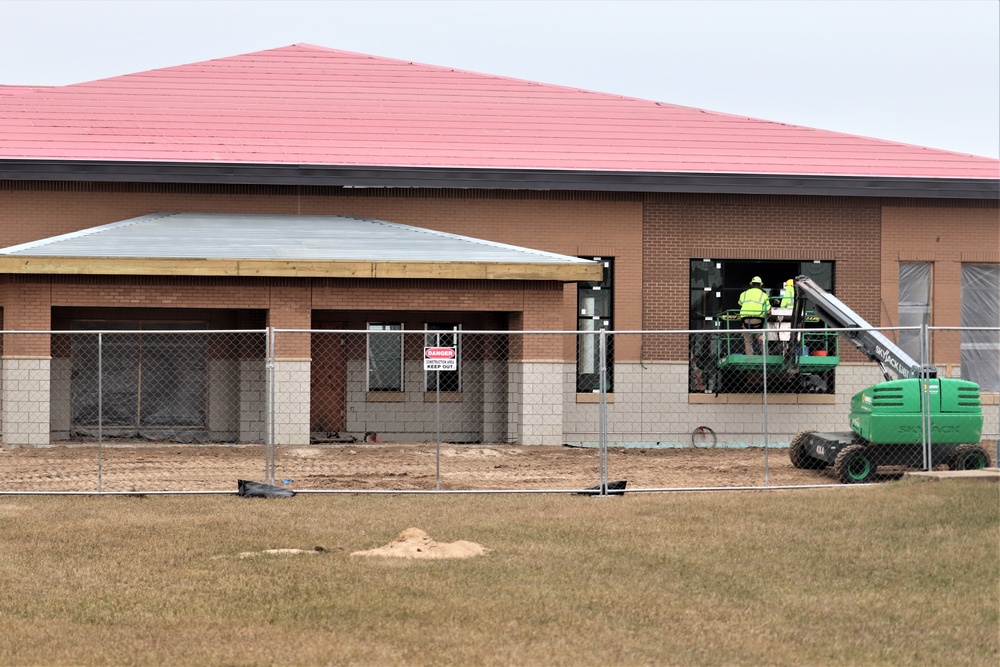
xmin=238 ymin=479 xmax=296 ymax=498
xmin=961 ymin=264 xmax=1000 ymax=393
xmin=898 ymin=262 xmax=931 ymax=362
xmin=69 ymin=323 xmax=209 ymax=442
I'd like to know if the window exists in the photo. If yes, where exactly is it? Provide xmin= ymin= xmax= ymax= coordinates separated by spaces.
xmin=425 ymin=324 xmax=461 ymax=392
xmin=689 ymin=259 xmax=834 ymax=330
xmin=898 ymin=263 xmax=931 ymax=362
xmin=577 ymin=257 xmax=613 ymax=393
xmin=688 ymin=259 xmax=835 ymax=394
xmin=961 ymin=264 xmax=1000 ymax=393
xmin=367 ymin=323 xmax=403 ymax=391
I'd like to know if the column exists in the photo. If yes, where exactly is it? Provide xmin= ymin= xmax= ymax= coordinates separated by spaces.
xmin=268 ymin=282 xmax=312 ymax=445
xmin=2 ymin=280 xmax=52 ymax=447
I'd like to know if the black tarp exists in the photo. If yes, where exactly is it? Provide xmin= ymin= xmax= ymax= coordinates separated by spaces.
xmin=238 ymin=479 xmax=296 ymax=498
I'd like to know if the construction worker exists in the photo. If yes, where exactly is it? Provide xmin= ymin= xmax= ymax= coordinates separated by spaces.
xmin=779 ymin=278 xmax=795 ymax=308
xmin=738 ymin=276 xmax=770 ymax=354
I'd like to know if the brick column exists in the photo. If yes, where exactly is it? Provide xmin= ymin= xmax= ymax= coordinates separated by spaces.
xmin=507 ymin=287 xmax=569 ymax=445
xmin=268 ymin=282 xmax=312 ymax=445
xmin=2 ymin=280 xmax=52 ymax=447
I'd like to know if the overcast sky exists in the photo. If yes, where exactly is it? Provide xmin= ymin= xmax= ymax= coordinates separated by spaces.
xmin=3 ymin=0 xmax=998 ymax=159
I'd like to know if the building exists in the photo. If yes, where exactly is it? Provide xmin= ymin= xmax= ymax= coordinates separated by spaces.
xmin=1 ymin=44 xmax=997 ymax=447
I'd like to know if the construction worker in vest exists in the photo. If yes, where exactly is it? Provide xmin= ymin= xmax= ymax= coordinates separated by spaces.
xmin=738 ymin=276 xmax=771 ymax=354
xmin=779 ymin=279 xmax=795 ymax=308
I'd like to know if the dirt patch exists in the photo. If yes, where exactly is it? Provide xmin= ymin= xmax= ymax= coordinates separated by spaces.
xmin=0 ymin=442 xmax=866 ymax=492
xmin=352 ymin=528 xmax=488 ymax=560
xmin=237 ymin=547 xmax=327 ymax=559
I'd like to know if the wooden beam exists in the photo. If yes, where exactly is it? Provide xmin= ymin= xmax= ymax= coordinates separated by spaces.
xmin=0 ymin=256 xmax=603 ymax=282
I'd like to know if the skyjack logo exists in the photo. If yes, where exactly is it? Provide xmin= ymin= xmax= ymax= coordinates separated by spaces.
xmin=899 ymin=424 xmax=962 ymax=435
xmin=874 ymin=345 xmax=913 ymax=378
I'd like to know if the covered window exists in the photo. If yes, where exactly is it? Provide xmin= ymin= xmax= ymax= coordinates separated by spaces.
xmin=898 ymin=263 xmax=931 ymax=362
xmin=961 ymin=264 xmax=1000 ymax=393
xmin=577 ymin=257 xmax=613 ymax=393
xmin=69 ymin=321 xmax=208 ymax=437
xmin=425 ymin=324 xmax=461 ymax=392
xmin=367 ymin=323 xmax=403 ymax=391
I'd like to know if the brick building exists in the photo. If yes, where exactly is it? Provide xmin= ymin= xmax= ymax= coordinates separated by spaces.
xmin=1 ymin=44 xmax=997 ymax=447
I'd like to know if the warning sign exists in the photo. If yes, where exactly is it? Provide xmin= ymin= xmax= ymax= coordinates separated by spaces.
xmin=424 ymin=346 xmax=457 ymax=371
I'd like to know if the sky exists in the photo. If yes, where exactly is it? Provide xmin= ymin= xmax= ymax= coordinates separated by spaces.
xmin=2 ymin=0 xmax=998 ymax=159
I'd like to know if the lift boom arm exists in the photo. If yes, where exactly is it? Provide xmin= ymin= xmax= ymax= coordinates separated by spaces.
xmin=790 ymin=276 xmax=936 ymax=381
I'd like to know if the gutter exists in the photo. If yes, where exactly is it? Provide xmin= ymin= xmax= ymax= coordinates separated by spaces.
xmin=1 ymin=160 xmax=997 ymax=200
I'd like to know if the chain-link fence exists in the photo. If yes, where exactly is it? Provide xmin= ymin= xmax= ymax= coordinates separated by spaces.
xmin=1 ymin=326 xmax=996 ymax=493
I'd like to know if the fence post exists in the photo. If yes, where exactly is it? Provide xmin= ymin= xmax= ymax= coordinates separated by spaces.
xmin=435 ymin=335 xmax=442 ymax=492
xmin=98 ymin=332 xmax=103 ymax=494
xmin=599 ymin=329 xmax=608 ymax=495
xmin=762 ymin=326 xmax=769 ymax=487
xmin=266 ymin=327 xmax=275 ymax=485
xmin=920 ymin=322 xmax=932 ymax=471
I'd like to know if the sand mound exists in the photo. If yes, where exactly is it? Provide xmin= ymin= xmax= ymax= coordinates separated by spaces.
xmin=351 ymin=527 xmax=489 ymax=560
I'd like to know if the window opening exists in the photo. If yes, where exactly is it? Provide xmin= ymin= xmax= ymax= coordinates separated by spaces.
xmin=367 ymin=323 xmax=403 ymax=391
xmin=577 ymin=257 xmax=613 ymax=393
xmin=960 ymin=264 xmax=1000 ymax=393
xmin=898 ymin=263 xmax=931 ymax=362
xmin=425 ymin=324 xmax=461 ymax=392
xmin=69 ymin=320 xmax=208 ymax=437
xmin=689 ymin=259 xmax=836 ymax=394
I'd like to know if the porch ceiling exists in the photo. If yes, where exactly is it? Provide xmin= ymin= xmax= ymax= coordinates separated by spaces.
xmin=0 ymin=213 xmax=602 ymax=281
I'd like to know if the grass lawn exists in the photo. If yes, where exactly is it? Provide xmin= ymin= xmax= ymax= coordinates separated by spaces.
xmin=0 ymin=480 xmax=997 ymax=666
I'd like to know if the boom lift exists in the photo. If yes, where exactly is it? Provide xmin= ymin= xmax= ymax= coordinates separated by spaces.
xmin=785 ymin=276 xmax=990 ymax=483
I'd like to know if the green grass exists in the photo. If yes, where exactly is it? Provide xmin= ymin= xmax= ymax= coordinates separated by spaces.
xmin=0 ymin=480 xmax=997 ymax=666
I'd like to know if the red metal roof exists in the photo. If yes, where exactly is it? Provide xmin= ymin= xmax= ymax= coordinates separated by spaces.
xmin=0 ymin=44 xmax=997 ymax=179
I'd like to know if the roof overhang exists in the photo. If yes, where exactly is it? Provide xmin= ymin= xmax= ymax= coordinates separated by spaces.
xmin=1 ymin=160 xmax=997 ymax=200
xmin=0 ymin=213 xmax=603 ymax=282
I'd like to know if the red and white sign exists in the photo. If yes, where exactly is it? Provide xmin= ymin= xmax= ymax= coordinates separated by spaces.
xmin=424 ymin=346 xmax=457 ymax=371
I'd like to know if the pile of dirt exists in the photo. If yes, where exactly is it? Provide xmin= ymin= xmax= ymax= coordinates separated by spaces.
xmin=351 ymin=527 xmax=489 ymax=560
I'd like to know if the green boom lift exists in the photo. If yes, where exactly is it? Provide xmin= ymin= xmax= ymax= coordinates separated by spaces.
xmin=786 ymin=276 xmax=989 ymax=483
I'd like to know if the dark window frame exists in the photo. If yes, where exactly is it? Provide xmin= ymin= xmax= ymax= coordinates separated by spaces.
xmin=425 ymin=323 xmax=461 ymax=392
xmin=577 ymin=257 xmax=614 ymax=393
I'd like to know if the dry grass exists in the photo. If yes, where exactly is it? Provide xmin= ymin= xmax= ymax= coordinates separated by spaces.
xmin=0 ymin=480 xmax=997 ymax=666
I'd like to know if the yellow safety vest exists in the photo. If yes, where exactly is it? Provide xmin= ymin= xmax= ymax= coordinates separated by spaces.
xmin=739 ymin=287 xmax=770 ymax=317
xmin=780 ymin=285 xmax=795 ymax=308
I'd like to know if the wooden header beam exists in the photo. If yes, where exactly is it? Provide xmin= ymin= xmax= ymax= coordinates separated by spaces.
xmin=0 ymin=256 xmax=603 ymax=282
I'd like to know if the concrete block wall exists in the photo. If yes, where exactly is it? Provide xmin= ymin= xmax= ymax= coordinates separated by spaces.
xmin=207 ymin=358 xmax=239 ymax=441
xmin=343 ymin=360 xmax=503 ymax=442
xmin=506 ymin=362 xmax=522 ymax=444
xmin=482 ymin=360 xmax=508 ymax=443
xmin=239 ymin=359 xmax=267 ymax=442
xmin=511 ymin=362 xmax=564 ymax=445
xmin=562 ymin=362 xmax=887 ymax=446
xmin=50 ymin=357 xmax=71 ymax=440
xmin=1 ymin=358 xmax=50 ymax=446
xmin=272 ymin=360 xmax=311 ymax=446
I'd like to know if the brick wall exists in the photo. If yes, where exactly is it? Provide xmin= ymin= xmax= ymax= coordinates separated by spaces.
xmin=881 ymin=204 xmax=1000 ymax=365
xmin=642 ymin=194 xmax=882 ymax=360
xmin=0 ymin=184 xmax=643 ymax=360
xmin=2 ymin=184 xmax=996 ymax=367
